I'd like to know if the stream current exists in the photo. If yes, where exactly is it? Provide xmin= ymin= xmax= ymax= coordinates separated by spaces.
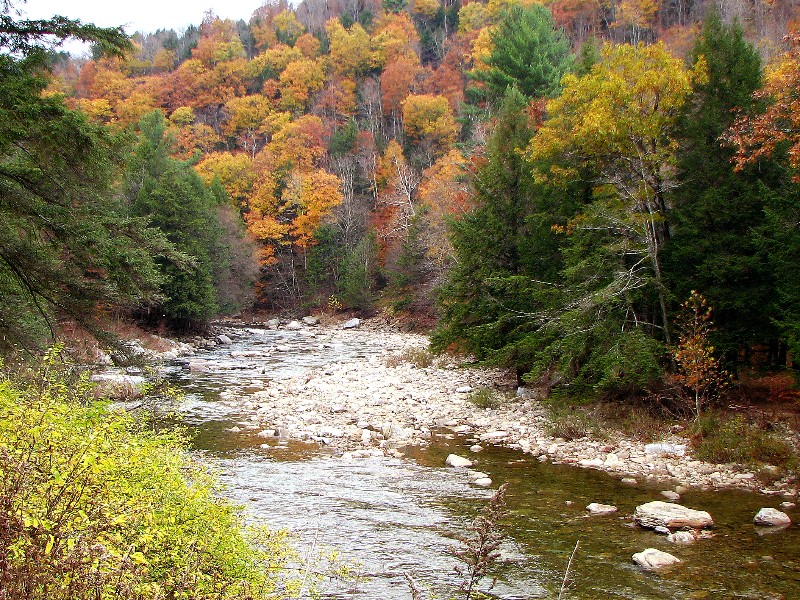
xmin=162 ymin=327 xmax=800 ymax=599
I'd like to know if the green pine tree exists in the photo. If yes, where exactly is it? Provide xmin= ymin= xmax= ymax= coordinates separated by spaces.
xmin=663 ymin=14 xmax=776 ymax=363
xmin=125 ymin=111 xmax=221 ymax=327
xmin=470 ymin=4 xmax=572 ymax=102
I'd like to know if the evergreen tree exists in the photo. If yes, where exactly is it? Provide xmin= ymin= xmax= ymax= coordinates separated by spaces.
xmin=433 ymin=88 xmax=575 ymax=376
xmin=125 ymin=111 xmax=221 ymax=327
xmin=663 ymin=15 xmax=775 ymax=362
xmin=470 ymin=4 xmax=572 ymax=102
xmin=0 ymin=7 xmax=166 ymax=353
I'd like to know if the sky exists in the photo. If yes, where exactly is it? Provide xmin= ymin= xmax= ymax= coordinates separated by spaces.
xmin=18 ymin=0 xmax=270 ymax=54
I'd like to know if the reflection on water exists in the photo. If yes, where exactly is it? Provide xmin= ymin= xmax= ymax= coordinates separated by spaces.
xmin=164 ymin=328 xmax=800 ymax=599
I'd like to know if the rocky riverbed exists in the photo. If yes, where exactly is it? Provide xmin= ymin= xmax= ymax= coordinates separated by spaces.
xmin=97 ymin=316 xmax=799 ymax=499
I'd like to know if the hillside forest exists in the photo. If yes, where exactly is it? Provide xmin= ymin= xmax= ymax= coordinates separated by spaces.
xmin=4 ymin=0 xmax=800 ymax=403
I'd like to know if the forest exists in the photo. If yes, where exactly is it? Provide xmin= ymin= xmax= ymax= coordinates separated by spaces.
xmin=4 ymin=0 xmax=800 ymax=596
xmin=3 ymin=0 xmax=800 ymax=401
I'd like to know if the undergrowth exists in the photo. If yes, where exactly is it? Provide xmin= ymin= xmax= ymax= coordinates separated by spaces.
xmin=0 ymin=349 xmax=300 ymax=600
xmin=691 ymin=412 xmax=797 ymax=471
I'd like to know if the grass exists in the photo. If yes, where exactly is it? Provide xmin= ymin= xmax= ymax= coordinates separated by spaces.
xmin=691 ymin=411 xmax=797 ymax=471
xmin=544 ymin=401 xmax=670 ymax=442
xmin=385 ymin=347 xmax=435 ymax=368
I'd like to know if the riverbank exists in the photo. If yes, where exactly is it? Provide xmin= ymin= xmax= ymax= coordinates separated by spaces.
xmin=168 ymin=316 xmax=796 ymax=500
xmin=89 ymin=316 xmax=798 ymax=498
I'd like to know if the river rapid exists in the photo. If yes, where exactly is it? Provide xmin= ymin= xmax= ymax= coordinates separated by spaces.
xmin=158 ymin=322 xmax=800 ymax=599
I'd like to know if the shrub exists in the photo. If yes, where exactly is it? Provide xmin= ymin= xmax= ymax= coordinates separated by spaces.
xmin=467 ymin=387 xmax=504 ymax=409
xmin=0 ymin=354 xmax=298 ymax=599
xmin=545 ymin=404 xmax=597 ymax=440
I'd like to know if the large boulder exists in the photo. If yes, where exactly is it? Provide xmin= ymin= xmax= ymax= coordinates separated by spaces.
xmin=341 ymin=318 xmax=361 ymax=329
xmin=632 ymin=548 xmax=681 ymax=570
xmin=753 ymin=508 xmax=792 ymax=527
xmin=634 ymin=501 xmax=713 ymax=530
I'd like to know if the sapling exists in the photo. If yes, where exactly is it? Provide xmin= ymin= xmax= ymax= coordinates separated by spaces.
xmin=448 ymin=483 xmax=509 ymax=600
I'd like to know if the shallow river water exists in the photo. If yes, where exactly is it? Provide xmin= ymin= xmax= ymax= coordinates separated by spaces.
xmin=163 ymin=328 xmax=800 ymax=599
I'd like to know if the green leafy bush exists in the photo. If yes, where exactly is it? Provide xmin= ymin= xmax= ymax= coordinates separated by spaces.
xmin=0 ymin=356 xmax=298 ymax=599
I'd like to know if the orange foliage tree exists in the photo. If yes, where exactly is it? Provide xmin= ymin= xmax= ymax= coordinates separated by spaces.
xmin=727 ymin=30 xmax=800 ymax=180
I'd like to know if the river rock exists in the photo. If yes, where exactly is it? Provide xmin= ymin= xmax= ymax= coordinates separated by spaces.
xmin=661 ymin=490 xmax=681 ymax=501
xmin=479 ymin=431 xmax=508 ymax=442
xmin=753 ymin=508 xmax=792 ymax=527
xmin=666 ymin=531 xmax=698 ymax=545
xmin=645 ymin=443 xmax=686 ymax=456
xmin=217 ymin=334 xmax=233 ymax=344
xmin=474 ymin=477 xmax=493 ymax=487
xmin=266 ymin=318 xmax=280 ymax=329
xmin=286 ymin=320 xmax=303 ymax=331
xmin=445 ymin=454 xmax=473 ymax=468
xmin=90 ymin=372 xmax=146 ymax=397
xmin=634 ymin=501 xmax=713 ymax=530
xmin=586 ymin=503 xmax=618 ymax=515
xmin=470 ymin=444 xmax=484 ymax=453
xmin=188 ymin=359 xmax=211 ymax=372
xmin=341 ymin=318 xmax=361 ymax=329
xmin=303 ymin=316 xmax=320 ymax=326
xmin=632 ymin=548 xmax=682 ymax=570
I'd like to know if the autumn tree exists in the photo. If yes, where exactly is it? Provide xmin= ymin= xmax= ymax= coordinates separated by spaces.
xmin=672 ymin=291 xmax=729 ymax=418
xmin=526 ymin=42 xmax=701 ymax=346
xmin=726 ymin=28 xmax=800 ymax=360
xmin=401 ymin=93 xmax=459 ymax=159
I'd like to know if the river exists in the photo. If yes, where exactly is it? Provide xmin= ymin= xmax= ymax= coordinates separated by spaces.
xmin=160 ymin=325 xmax=800 ymax=599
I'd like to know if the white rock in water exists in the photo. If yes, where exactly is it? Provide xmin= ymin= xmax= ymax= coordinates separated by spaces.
xmin=661 ymin=490 xmax=681 ymax=501
xmin=455 ymin=385 xmax=472 ymax=393
xmin=267 ymin=318 xmax=280 ymax=329
xmin=632 ymin=548 xmax=682 ymax=570
xmin=634 ymin=501 xmax=713 ymax=530
xmin=361 ymin=429 xmax=372 ymax=445
xmin=188 ymin=360 xmax=211 ymax=372
xmin=302 ymin=316 xmax=320 ymax=326
xmin=667 ymin=531 xmax=697 ymax=545
xmin=470 ymin=445 xmax=484 ymax=453
xmin=285 ymin=321 xmax=303 ymax=330
xmin=445 ymin=454 xmax=473 ymax=468
xmin=621 ymin=478 xmax=638 ymax=485
xmin=473 ymin=478 xmax=493 ymax=487
xmin=753 ymin=508 xmax=792 ymax=527
xmin=217 ymin=334 xmax=233 ymax=344
xmin=586 ymin=503 xmax=618 ymax=515
xmin=341 ymin=318 xmax=361 ymax=329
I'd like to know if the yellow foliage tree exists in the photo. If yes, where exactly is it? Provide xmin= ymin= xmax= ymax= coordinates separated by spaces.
xmin=402 ymin=93 xmax=459 ymax=153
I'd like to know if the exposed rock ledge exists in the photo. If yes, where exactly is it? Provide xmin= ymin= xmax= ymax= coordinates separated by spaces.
xmin=167 ymin=318 xmax=800 ymax=498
